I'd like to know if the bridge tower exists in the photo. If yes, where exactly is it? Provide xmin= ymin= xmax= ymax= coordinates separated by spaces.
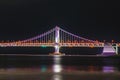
xmin=54 ymin=26 xmax=60 ymax=54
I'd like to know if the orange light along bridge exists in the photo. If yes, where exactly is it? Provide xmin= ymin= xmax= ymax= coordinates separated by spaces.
xmin=0 ymin=26 xmax=119 ymax=55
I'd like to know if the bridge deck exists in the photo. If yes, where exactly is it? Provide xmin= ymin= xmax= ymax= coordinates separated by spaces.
xmin=0 ymin=43 xmax=104 ymax=47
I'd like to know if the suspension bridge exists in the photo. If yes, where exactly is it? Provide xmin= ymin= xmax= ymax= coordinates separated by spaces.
xmin=0 ymin=26 xmax=119 ymax=55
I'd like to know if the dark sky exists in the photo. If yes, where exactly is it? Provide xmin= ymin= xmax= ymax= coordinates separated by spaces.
xmin=0 ymin=0 xmax=120 ymax=42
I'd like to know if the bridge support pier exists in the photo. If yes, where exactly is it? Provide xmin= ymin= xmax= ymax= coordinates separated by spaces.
xmin=114 ymin=44 xmax=118 ymax=55
xmin=111 ymin=44 xmax=118 ymax=55
xmin=54 ymin=45 xmax=60 ymax=54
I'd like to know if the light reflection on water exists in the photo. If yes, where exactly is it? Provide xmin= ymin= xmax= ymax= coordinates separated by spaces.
xmin=52 ymin=55 xmax=63 ymax=80
xmin=103 ymin=66 xmax=118 ymax=72
xmin=0 ymin=55 xmax=120 ymax=80
xmin=52 ymin=74 xmax=63 ymax=80
xmin=53 ymin=55 xmax=62 ymax=73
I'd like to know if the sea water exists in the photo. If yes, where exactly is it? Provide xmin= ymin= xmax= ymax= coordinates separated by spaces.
xmin=0 ymin=54 xmax=120 ymax=80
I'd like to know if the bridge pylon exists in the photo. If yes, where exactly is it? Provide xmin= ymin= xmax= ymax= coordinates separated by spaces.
xmin=54 ymin=26 xmax=60 ymax=54
xmin=50 ymin=26 xmax=64 ymax=55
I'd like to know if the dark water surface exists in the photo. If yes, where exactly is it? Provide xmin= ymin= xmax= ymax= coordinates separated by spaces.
xmin=0 ymin=55 xmax=120 ymax=80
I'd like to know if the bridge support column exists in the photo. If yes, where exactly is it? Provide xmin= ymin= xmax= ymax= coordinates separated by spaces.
xmin=115 ymin=44 xmax=118 ymax=55
xmin=54 ymin=26 xmax=60 ymax=54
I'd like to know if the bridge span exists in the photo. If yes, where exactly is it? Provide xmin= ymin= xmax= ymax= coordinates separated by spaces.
xmin=0 ymin=26 xmax=119 ymax=55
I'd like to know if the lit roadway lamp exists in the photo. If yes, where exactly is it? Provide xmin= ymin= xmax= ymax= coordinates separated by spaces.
xmin=112 ymin=40 xmax=114 ymax=43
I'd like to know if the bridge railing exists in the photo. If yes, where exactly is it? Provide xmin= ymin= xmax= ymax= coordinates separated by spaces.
xmin=0 ymin=42 xmax=104 ymax=47
xmin=59 ymin=42 xmax=104 ymax=47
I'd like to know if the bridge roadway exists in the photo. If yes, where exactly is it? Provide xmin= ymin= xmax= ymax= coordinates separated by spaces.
xmin=0 ymin=42 xmax=104 ymax=47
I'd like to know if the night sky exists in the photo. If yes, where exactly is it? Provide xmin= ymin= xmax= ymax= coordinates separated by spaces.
xmin=0 ymin=0 xmax=120 ymax=42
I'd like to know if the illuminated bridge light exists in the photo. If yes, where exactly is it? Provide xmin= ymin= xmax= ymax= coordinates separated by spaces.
xmin=0 ymin=26 xmax=118 ymax=55
xmin=41 ymin=45 xmax=47 ymax=48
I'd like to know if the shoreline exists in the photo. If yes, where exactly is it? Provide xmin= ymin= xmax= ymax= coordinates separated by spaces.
xmin=0 ymin=54 xmax=120 ymax=57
